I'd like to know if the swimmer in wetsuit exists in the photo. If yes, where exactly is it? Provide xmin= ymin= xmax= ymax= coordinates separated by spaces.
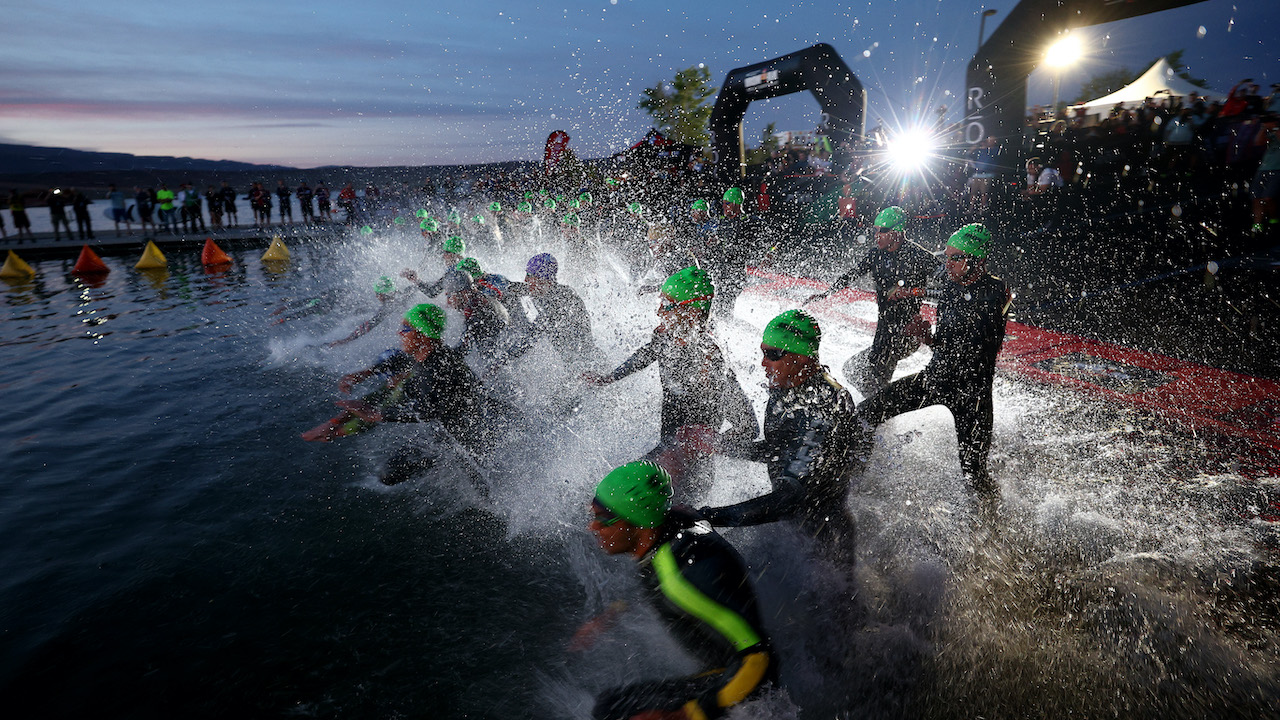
xmin=325 ymin=276 xmax=415 ymax=347
xmin=302 ymin=303 xmax=505 ymax=487
xmin=585 ymin=461 xmax=776 ymax=720
xmin=806 ymin=205 xmax=940 ymax=396
xmin=854 ymin=223 xmax=1011 ymax=520
xmin=699 ymin=310 xmax=860 ymax=564
xmin=582 ymin=266 xmax=755 ymax=501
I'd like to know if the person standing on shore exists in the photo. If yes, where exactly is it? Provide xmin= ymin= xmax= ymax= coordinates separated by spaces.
xmin=314 ymin=182 xmax=331 ymax=221
xmin=296 ymin=181 xmax=314 ymax=225
xmin=8 ymin=190 xmax=32 ymax=242
xmin=205 ymin=186 xmax=223 ymax=229
xmin=106 ymin=184 xmax=132 ymax=237
xmin=134 ymin=187 xmax=156 ymax=236
xmin=220 ymin=182 xmax=238 ymax=228
xmin=276 ymin=180 xmax=293 ymax=226
xmin=70 ymin=188 xmax=95 ymax=240
xmin=155 ymin=184 xmax=177 ymax=235
xmin=47 ymin=188 xmax=73 ymax=241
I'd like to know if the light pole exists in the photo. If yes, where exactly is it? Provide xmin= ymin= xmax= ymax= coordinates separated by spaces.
xmin=978 ymin=9 xmax=998 ymax=51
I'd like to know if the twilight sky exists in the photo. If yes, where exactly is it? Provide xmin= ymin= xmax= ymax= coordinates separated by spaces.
xmin=1 ymin=0 xmax=1275 ymax=169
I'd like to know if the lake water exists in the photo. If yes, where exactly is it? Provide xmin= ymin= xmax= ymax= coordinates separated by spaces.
xmin=1 ymin=226 xmax=1276 ymax=719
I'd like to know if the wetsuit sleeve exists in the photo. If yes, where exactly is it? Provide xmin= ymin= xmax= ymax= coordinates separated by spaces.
xmin=828 ymin=250 xmax=875 ymax=293
xmin=651 ymin=544 xmax=772 ymax=720
xmin=605 ymin=332 xmax=663 ymax=382
xmin=702 ymin=405 xmax=832 ymax=527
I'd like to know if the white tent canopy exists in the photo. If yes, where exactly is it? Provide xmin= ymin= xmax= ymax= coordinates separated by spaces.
xmin=1069 ymin=58 xmax=1220 ymax=118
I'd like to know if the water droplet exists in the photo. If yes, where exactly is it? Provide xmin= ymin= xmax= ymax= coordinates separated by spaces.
xmin=1196 ymin=26 xmax=1207 ymax=39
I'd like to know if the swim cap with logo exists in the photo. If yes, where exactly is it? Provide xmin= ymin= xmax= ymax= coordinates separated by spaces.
xmin=762 ymin=309 xmax=821 ymax=358
xmin=594 ymin=461 xmax=673 ymax=528
xmin=489 ymin=201 xmax=501 ymax=212
xmin=627 ymin=202 xmax=643 ymax=214
xmin=947 ymin=223 xmax=992 ymax=259
xmin=722 ymin=187 xmax=744 ymax=204
xmin=691 ymin=199 xmax=709 ymax=212
xmin=420 ymin=218 xmax=439 ymax=232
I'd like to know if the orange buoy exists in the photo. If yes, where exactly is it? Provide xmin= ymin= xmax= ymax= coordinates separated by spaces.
xmin=72 ymin=245 xmax=110 ymax=275
xmin=201 ymin=238 xmax=232 ymax=266
xmin=0 ymin=250 xmax=35 ymax=279
xmin=135 ymin=240 xmax=167 ymax=270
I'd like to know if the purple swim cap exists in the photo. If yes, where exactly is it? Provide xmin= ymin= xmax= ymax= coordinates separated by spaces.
xmin=526 ymin=253 xmax=558 ymax=280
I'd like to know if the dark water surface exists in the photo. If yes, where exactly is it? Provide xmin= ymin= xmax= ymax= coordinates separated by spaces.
xmin=2 ymin=234 xmax=1277 ymax=719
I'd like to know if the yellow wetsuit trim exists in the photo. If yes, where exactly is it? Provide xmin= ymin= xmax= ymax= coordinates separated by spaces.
xmin=683 ymin=700 xmax=709 ymax=720
xmin=716 ymin=651 xmax=770 ymax=707
xmin=652 ymin=544 xmax=762 ymax=652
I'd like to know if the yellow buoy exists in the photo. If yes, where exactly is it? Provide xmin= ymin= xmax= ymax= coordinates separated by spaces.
xmin=261 ymin=237 xmax=290 ymax=262
xmin=134 ymin=240 xmax=167 ymax=270
xmin=0 ymin=250 xmax=35 ymax=278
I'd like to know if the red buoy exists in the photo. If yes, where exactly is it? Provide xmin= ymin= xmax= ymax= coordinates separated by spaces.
xmin=72 ymin=245 xmax=109 ymax=275
xmin=201 ymin=238 xmax=232 ymax=266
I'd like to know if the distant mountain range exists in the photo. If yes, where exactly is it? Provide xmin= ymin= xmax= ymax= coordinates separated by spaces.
xmin=0 ymin=143 xmax=295 ymax=176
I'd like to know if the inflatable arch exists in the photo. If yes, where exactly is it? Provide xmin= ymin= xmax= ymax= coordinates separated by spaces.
xmin=964 ymin=0 xmax=1208 ymax=146
xmin=709 ymin=43 xmax=866 ymax=182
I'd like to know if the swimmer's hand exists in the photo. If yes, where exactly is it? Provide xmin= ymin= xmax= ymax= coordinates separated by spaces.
xmin=886 ymin=286 xmax=924 ymax=302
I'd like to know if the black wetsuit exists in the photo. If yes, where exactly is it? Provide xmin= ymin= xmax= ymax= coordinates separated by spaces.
xmin=703 ymin=371 xmax=859 ymax=561
xmin=604 ymin=326 xmax=756 ymax=500
xmin=709 ymin=213 xmax=765 ymax=316
xmin=593 ymin=523 xmax=775 ymax=720
xmin=855 ymin=273 xmax=1010 ymax=498
xmin=605 ymin=327 xmax=754 ymax=445
xmin=370 ymin=346 xmax=497 ymax=485
xmin=828 ymin=241 xmax=940 ymax=395
xmin=456 ymin=291 xmax=510 ymax=360
xmin=503 ymin=280 xmax=601 ymax=367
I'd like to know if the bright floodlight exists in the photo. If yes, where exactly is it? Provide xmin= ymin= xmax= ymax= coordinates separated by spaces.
xmin=1045 ymin=35 xmax=1081 ymax=68
xmin=885 ymin=128 xmax=936 ymax=173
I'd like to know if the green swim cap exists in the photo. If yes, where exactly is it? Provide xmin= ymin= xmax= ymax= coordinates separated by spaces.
xmin=594 ymin=461 xmax=673 ymax=528
xmin=874 ymin=206 xmax=906 ymax=231
xmin=393 ymin=216 xmax=406 ymax=225
xmin=471 ymin=214 xmax=485 ymax=224
xmin=660 ymin=266 xmax=715 ymax=311
xmin=455 ymin=257 xmax=483 ymax=280
xmin=544 ymin=198 xmax=557 ymax=210
xmin=947 ymin=223 xmax=991 ymax=259
xmin=605 ymin=178 xmax=619 ymax=186
xmin=517 ymin=201 xmax=533 ymax=212
xmin=627 ymin=202 xmax=643 ymax=214
xmin=360 ymin=225 xmax=373 ymax=235
xmin=563 ymin=213 xmax=580 ymax=227
xmin=403 ymin=303 xmax=446 ymax=339
xmin=691 ymin=199 xmax=709 ymax=212
xmin=442 ymin=236 xmax=465 ymax=255
xmin=420 ymin=218 xmax=439 ymax=232
xmin=524 ymin=191 xmax=535 ymax=200
xmin=374 ymin=276 xmax=395 ymax=295
xmin=489 ymin=201 xmax=501 ymax=212
xmin=416 ymin=208 xmax=429 ymax=219
xmin=539 ymin=189 xmax=548 ymax=196
xmin=722 ymin=187 xmax=744 ymax=204
xmin=762 ymin=309 xmax=821 ymax=358
xmin=447 ymin=211 xmax=461 ymax=223
xmin=569 ymin=198 xmax=581 ymax=210
xmin=579 ymin=191 xmax=593 ymax=204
